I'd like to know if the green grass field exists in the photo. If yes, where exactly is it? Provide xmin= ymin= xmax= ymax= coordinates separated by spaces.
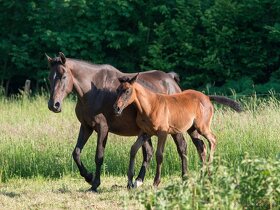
xmin=0 ymin=94 xmax=279 ymax=209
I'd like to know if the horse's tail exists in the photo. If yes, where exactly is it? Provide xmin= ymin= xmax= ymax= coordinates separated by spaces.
xmin=168 ymin=71 xmax=180 ymax=84
xmin=209 ymin=95 xmax=242 ymax=112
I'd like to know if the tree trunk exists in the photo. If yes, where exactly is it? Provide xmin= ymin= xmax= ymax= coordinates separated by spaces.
xmin=5 ymin=79 xmax=10 ymax=96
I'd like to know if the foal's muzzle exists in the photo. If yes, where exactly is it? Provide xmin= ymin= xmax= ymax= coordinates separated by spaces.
xmin=113 ymin=104 xmax=123 ymax=116
xmin=48 ymin=100 xmax=62 ymax=113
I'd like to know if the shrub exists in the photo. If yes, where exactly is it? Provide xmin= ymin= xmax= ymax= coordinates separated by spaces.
xmin=134 ymin=156 xmax=280 ymax=210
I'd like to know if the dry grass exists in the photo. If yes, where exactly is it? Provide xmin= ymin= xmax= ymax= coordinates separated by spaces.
xmin=0 ymin=176 xmax=143 ymax=210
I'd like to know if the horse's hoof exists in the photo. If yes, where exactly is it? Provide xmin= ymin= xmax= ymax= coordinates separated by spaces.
xmin=92 ymin=179 xmax=101 ymax=190
xmin=127 ymin=181 xmax=134 ymax=189
xmin=87 ymin=187 xmax=98 ymax=193
xmin=134 ymin=180 xmax=143 ymax=188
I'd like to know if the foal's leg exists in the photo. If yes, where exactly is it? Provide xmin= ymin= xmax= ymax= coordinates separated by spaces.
xmin=91 ymin=123 xmax=109 ymax=192
xmin=135 ymin=138 xmax=153 ymax=187
xmin=127 ymin=133 xmax=150 ymax=189
xmin=187 ymin=128 xmax=207 ymax=166
xmin=202 ymin=131 xmax=217 ymax=165
xmin=72 ymin=124 xmax=94 ymax=184
xmin=153 ymin=132 xmax=167 ymax=187
xmin=171 ymin=133 xmax=187 ymax=177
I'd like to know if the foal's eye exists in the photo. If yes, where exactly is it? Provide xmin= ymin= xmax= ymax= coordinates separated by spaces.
xmin=62 ymin=75 xmax=66 ymax=79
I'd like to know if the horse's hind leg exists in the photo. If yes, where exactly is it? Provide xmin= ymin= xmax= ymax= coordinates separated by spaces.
xmin=127 ymin=133 xmax=150 ymax=189
xmin=91 ymin=123 xmax=109 ymax=192
xmin=72 ymin=124 xmax=94 ymax=185
xmin=187 ymin=127 xmax=207 ymax=166
xmin=135 ymin=138 xmax=153 ymax=187
xmin=171 ymin=133 xmax=187 ymax=177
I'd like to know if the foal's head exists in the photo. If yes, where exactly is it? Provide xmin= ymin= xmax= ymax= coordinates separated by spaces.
xmin=46 ymin=52 xmax=74 ymax=113
xmin=113 ymin=74 xmax=139 ymax=116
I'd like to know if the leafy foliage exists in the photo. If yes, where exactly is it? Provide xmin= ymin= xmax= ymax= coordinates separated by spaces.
xmin=1 ymin=0 xmax=280 ymax=94
xmin=134 ymin=156 xmax=280 ymax=209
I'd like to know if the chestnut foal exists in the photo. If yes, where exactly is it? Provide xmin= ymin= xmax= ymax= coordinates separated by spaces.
xmin=113 ymin=74 xmax=241 ymax=188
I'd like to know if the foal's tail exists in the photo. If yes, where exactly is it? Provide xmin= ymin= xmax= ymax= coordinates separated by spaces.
xmin=209 ymin=95 xmax=242 ymax=112
xmin=168 ymin=71 xmax=180 ymax=84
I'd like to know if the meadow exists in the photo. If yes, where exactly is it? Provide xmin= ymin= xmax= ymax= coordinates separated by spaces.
xmin=0 ymin=93 xmax=280 ymax=209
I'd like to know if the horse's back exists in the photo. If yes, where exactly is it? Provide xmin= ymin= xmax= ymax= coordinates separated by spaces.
xmin=138 ymin=70 xmax=181 ymax=94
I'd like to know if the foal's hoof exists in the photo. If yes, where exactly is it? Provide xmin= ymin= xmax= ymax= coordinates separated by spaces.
xmin=153 ymin=180 xmax=161 ymax=187
xmin=134 ymin=180 xmax=143 ymax=188
xmin=182 ymin=174 xmax=188 ymax=181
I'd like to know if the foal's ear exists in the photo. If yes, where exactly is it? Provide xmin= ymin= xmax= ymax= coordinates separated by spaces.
xmin=45 ymin=53 xmax=52 ymax=63
xmin=59 ymin=52 xmax=66 ymax=64
xmin=129 ymin=73 xmax=139 ymax=84
xmin=118 ymin=76 xmax=129 ymax=83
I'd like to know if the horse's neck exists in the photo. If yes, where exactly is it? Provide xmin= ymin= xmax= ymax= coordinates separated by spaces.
xmin=66 ymin=60 xmax=91 ymax=102
xmin=69 ymin=60 xmax=123 ymax=102
xmin=133 ymin=83 xmax=157 ymax=116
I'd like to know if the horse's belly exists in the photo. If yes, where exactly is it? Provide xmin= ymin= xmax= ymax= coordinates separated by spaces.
xmin=107 ymin=107 xmax=141 ymax=136
xmin=108 ymin=121 xmax=140 ymax=136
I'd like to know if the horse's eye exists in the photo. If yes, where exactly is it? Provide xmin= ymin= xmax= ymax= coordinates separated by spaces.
xmin=125 ymin=89 xmax=130 ymax=94
xmin=55 ymin=74 xmax=62 ymax=80
xmin=62 ymin=75 xmax=66 ymax=79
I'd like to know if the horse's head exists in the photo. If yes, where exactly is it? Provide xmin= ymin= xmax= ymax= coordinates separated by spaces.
xmin=113 ymin=73 xmax=139 ymax=116
xmin=46 ymin=52 xmax=74 ymax=113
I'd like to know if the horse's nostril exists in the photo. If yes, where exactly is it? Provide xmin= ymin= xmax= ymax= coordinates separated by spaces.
xmin=54 ymin=102 xmax=60 ymax=109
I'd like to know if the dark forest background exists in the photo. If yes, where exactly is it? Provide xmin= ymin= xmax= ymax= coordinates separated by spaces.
xmin=1 ymin=0 xmax=280 ymax=96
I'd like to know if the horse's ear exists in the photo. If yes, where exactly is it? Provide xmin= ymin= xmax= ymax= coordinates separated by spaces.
xmin=59 ymin=52 xmax=66 ymax=64
xmin=129 ymin=73 xmax=139 ymax=84
xmin=45 ymin=53 xmax=52 ymax=63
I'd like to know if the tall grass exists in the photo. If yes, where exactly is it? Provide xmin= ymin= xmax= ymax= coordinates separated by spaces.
xmin=0 ymin=93 xmax=280 ymax=183
xmin=133 ymin=156 xmax=280 ymax=209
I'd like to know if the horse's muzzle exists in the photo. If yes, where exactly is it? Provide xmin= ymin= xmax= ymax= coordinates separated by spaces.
xmin=48 ymin=100 xmax=62 ymax=113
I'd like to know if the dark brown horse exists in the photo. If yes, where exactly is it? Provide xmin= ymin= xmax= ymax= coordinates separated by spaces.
xmin=114 ymin=74 xmax=242 ymax=187
xmin=46 ymin=52 xmax=192 ymax=191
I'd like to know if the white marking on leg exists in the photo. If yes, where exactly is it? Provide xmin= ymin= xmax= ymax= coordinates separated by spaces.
xmin=133 ymin=180 xmax=143 ymax=188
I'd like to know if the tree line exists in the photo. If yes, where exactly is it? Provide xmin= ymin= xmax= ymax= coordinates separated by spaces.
xmin=1 ymin=0 xmax=279 ymax=95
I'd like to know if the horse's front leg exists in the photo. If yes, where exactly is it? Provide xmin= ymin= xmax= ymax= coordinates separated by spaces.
xmin=127 ymin=133 xmax=150 ymax=189
xmin=153 ymin=132 xmax=167 ymax=187
xmin=72 ymin=124 xmax=94 ymax=184
xmin=91 ymin=122 xmax=109 ymax=192
xmin=134 ymin=136 xmax=153 ymax=188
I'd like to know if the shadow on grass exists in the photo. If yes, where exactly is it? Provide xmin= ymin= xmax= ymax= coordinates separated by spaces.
xmin=0 ymin=191 xmax=20 ymax=198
